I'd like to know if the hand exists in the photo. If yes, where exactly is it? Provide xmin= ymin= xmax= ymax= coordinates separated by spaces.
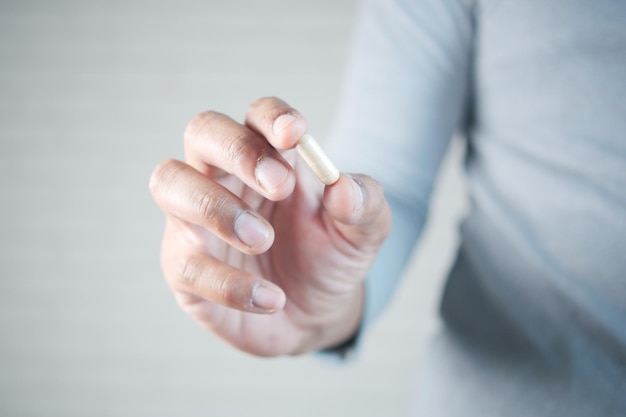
xmin=149 ymin=97 xmax=391 ymax=356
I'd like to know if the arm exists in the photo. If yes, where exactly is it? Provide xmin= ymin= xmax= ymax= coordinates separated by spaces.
xmin=326 ymin=0 xmax=474 ymax=355
xmin=148 ymin=0 xmax=473 ymax=358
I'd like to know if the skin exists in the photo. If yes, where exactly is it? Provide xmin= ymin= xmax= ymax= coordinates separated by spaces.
xmin=149 ymin=97 xmax=391 ymax=357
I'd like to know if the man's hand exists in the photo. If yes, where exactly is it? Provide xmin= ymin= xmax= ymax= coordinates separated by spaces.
xmin=149 ymin=97 xmax=391 ymax=356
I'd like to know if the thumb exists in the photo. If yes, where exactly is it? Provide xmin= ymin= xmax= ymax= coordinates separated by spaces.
xmin=323 ymin=174 xmax=392 ymax=251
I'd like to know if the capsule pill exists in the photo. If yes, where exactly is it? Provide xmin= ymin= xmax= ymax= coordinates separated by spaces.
xmin=296 ymin=133 xmax=340 ymax=185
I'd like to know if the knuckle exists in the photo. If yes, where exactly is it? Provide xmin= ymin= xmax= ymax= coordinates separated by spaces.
xmin=187 ymin=110 xmax=220 ymax=132
xmin=175 ymin=252 xmax=242 ymax=308
xmin=190 ymin=189 xmax=225 ymax=224
xmin=149 ymin=158 xmax=179 ymax=198
xmin=215 ymin=271 xmax=239 ymax=307
xmin=184 ymin=110 xmax=220 ymax=148
xmin=222 ymin=132 xmax=256 ymax=169
xmin=246 ymin=97 xmax=290 ymax=121
xmin=176 ymin=252 xmax=202 ymax=289
xmin=249 ymin=96 xmax=281 ymax=110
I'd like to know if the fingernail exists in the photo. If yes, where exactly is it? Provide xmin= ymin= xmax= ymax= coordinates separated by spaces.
xmin=252 ymin=282 xmax=285 ymax=311
xmin=256 ymin=156 xmax=289 ymax=192
xmin=273 ymin=114 xmax=296 ymax=135
xmin=234 ymin=211 xmax=270 ymax=248
xmin=349 ymin=175 xmax=365 ymax=212
xmin=273 ymin=114 xmax=307 ymax=139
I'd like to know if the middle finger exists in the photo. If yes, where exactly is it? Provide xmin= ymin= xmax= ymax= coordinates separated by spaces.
xmin=150 ymin=158 xmax=275 ymax=255
xmin=184 ymin=110 xmax=296 ymax=201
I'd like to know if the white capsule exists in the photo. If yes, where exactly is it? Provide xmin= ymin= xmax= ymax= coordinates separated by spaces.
xmin=296 ymin=133 xmax=340 ymax=185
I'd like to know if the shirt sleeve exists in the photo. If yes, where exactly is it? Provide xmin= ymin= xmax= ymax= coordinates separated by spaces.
xmin=322 ymin=0 xmax=474 ymax=360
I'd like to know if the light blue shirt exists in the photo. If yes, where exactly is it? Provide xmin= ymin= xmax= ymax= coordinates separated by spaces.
xmin=328 ymin=0 xmax=626 ymax=415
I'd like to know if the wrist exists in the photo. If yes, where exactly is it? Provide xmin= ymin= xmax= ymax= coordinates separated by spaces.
xmin=289 ymin=283 xmax=365 ymax=355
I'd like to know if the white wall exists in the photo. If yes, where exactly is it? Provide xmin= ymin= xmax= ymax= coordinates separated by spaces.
xmin=0 ymin=1 xmax=466 ymax=416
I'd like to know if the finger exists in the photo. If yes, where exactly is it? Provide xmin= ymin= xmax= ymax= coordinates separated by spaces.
xmin=323 ymin=173 xmax=392 ymax=251
xmin=184 ymin=110 xmax=296 ymax=201
xmin=244 ymin=96 xmax=308 ymax=150
xmin=150 ymin=158 xmax=274 ymax=254
xmin=164 ymin=246 xmax=286 ymax=314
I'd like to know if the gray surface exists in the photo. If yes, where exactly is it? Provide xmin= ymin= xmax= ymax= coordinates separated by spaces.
xmin=0 ymin=1 xmax=466 ymax=416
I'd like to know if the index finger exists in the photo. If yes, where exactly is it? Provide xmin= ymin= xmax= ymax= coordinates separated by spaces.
xmin=184 ymin=110 xmax=296 ymax=201
xmin=244 ymin=97 xmax=308 ymax=150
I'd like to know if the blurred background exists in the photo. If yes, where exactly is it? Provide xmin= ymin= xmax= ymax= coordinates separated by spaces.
xmin=0 ymin=0 xmax=466 ymax=415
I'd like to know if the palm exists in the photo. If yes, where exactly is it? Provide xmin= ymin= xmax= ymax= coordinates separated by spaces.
xmin=177 ymin=163 xmax=369 ymax=355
